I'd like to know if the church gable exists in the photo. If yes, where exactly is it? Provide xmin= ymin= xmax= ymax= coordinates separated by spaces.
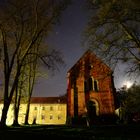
xmin=67 ymin=50 xmax=116 ymax=125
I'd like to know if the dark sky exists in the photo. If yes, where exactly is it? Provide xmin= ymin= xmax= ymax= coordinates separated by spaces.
xmin=32 ymin=0 xmax=139 ymax=97
xmin=33 ymin=0 xmax=88 ymax=97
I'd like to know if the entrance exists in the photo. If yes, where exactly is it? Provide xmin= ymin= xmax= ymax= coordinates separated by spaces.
xmin=87 ymin=100 xmax=99 ymax=124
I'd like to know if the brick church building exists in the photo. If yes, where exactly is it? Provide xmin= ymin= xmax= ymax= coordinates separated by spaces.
xmin=67 ymin=50 xmax=116 ymax=124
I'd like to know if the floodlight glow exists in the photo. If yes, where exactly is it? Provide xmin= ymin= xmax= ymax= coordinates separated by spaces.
xmin=126 ymin=81 xmax=133 ymax=88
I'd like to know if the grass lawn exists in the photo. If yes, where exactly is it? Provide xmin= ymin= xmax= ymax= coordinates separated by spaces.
xmin=0 ymin=124 xmax=140 ymax=140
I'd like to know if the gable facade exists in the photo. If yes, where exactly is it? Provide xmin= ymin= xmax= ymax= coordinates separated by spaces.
xmin=67 ymin=50 xmax=116 ymax=124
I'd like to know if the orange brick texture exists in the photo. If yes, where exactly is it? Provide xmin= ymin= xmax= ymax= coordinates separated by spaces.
xmin=67 ymin=50 xmax=116 ymax=121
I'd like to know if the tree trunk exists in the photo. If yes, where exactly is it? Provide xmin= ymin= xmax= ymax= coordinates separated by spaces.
xmin=13 ymin=84 xmax=21 ymax=126
xmin=24 ymin=96 xmax=31 ymax=125
xmin=12 ymin=107 xmax=19 ymax=126
xmin=0 ymin=100 xmax=10 ymax=128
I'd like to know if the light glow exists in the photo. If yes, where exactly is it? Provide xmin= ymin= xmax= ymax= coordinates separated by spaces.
xmin=123 ymin=81 xmax=133 ymax=88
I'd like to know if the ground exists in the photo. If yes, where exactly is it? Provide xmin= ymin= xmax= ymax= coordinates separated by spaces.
xmin=0 ymin=124 xmax=140 ymax=140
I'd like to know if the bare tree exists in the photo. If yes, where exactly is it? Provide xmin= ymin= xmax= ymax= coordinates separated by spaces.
xmin=84 ymin=0 xmax=140 ymax=75
xmin=0 ymin=0 xmax=70 ymax=127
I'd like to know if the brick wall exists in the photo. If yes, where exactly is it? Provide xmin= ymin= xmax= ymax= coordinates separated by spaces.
xmin=67 ymin=50 xmax=116 ymax=124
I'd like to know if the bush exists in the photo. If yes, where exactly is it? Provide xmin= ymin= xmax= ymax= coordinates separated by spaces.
xmin=71 ymin=116 xmax=87 ymax=126
xmin=97 ymin=114 xmax=119 ymax=125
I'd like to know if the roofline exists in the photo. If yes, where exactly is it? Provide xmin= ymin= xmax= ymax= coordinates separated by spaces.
xmin=67 ymin=49 xmax=112 ymax=74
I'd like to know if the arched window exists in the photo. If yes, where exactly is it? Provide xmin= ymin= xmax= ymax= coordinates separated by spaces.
xmin=85 ymin=77 xmax=98 ymax=92
xmin=84 ymin=81 xmax=88 ymax=93
xmin=89 ymin=77 xmax=93 ymax=91
xmin=94 ymin=80 xmax=99 ymax=92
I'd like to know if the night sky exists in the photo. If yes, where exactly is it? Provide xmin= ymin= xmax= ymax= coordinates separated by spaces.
xmin=32 ymin=0 xmax=139 ymax=97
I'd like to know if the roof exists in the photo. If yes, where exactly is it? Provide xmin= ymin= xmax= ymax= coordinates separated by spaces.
xmin=0 ymin=96 xmax=67 ymax=104
xmin=30 ymin=97 xmax=66 ymax=104
xmin=67 ymin=49 xmax=112 ymax=73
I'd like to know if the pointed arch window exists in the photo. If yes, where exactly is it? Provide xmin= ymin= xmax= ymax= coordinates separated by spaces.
xmin=89 ymin=77 xmax=93 ymax=91
xmin=84 ymin=77 xmax=99 ymax=92
xmin=94 ymin=80 xmax=99 ymax=92
xmin=84 ymin=81 xmax=88 ymax=93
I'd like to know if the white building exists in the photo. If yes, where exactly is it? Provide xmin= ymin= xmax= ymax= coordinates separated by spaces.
xmin=0 ymin=97 xmax=67 ymax=126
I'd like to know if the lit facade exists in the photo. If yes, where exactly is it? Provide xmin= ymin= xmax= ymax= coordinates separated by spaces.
xmin=0 ymin=97 xmax=67 ymax=126
xmin=67 ymin=50 xmax=116 ymax=123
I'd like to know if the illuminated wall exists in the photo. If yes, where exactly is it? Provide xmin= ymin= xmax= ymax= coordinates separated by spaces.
xmin=0 ymin=103 xmax=67 ymax=126
xmin=67 ymin=50 xmax=116 ymax=121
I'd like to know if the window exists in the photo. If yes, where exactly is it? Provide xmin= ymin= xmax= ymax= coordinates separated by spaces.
xmin=42 ymin=106 xmax=45 ymax=110
xmin=41 ymin=115 xmax=45 ymax=120
xmin=89 ymin=77 xmax=93 ymax=91
xmin=85 ymin=77 xmax=99 ymax=92
xmin=84 ymin=81 xmax=88 ymax=93
xmin=50 ymin=115 xmax=53 ymax=120
xmin=94 ymin=80 xmax=99 ymax=92
xmin=34 ymin=107 xmax=37 ymax=110
xmin=58 ymin=115 xmax=61 ymax=120
xmin=85 ymin=77 xmax=94 ymax=92
xmin=50 ymin=106 xmax=53 ymax=111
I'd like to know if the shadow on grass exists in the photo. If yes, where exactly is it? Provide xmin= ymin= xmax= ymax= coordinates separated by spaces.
xmin=0 ymin=124 xmax=140 ymax=140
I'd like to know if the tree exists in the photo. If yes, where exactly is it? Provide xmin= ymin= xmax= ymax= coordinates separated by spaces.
xmin=84 ymin=0 xmax=140 ymax=75
xmin=116 ymin=84 xmax=140 ymax=123
xmin=13 ymin=45 xmax=37 ymax=126
xmin=124 ymin=84 xmax=140 ymax=120
xmin=0 ymin=0 xmax=70 ymax=127
xmin=24 ymin=46 xmax=38 ymax=125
